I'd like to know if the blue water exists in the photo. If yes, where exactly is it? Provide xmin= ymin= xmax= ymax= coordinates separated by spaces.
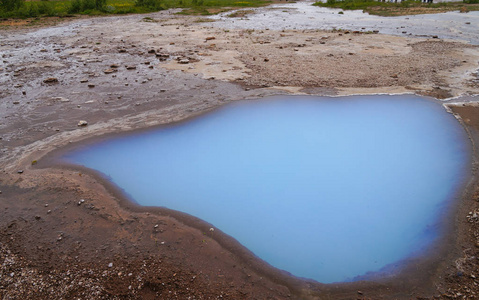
xmin=64 ymin=95 xmax=469 ymax=283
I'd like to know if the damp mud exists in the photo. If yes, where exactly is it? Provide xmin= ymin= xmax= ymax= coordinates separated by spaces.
xmin=1 ymin=3 xmax=479 ymax=299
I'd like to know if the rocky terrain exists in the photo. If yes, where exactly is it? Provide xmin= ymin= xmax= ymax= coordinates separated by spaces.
xmin=1 ymin=5 xmax=479 ymax=299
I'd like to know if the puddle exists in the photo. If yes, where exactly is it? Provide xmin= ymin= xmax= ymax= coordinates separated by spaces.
xmin=64 ymin=95 xmax=469 ymax=283
xmin=209 ymin=1 xmax=479 ymax=44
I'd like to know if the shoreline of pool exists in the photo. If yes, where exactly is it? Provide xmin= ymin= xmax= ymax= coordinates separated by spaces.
xmin=8 ymin=94 xmax=474 ymax=298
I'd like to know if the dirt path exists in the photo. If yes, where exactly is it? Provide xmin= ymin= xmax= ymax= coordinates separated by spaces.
xmin=1 ymin=6 xmax=479 ymax=299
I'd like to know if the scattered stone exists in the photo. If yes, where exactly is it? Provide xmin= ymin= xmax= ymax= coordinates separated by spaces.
xmin=77 ymin=120 xmax=88 ymax=127
xmin=160 ymin=89 xmax=166 ymax=92
xmin=13 ymin=101 xmax=19 ymax=104
xmin=209 ymin=227 xmax=214 ymax=232
xmin=432 ymin=35 xmax=439 ymax=39
xmin=31 ymin=160 xmax=37 ymax=165
xmin=103 ymin=69 xmax=116 ymax=74
xmin=118 ymin=49 xmax=127 ymax=53
xmin=126 ymin=65 xmax=136 ymax=70
xmin=88 ymin=84 xmax=95 ymax=88
xmin=35 ymin=215 xmax=41 ymax=220
xmin=78 ymin=199 xmax=85 ymax=205
xmin=17 ymin=170 xmax=23 ymax=174
xmin=47 ymin=210 xmax=51 ymax=214
xmin=205 ymin=36 xmax=216 ymax=41
xmin=45 ymin=204 xmax=49 ymax=207
xmin=43 ymin=77 xmax=58 ymax=84
xmin=52 ymin=97 xmax=70 ymax=102
xmin=40 ymin=49 xmax=47 ymax=52
xmin=178 ymin=59 xmax=190 ymax=64
xmin=108 ymin=263 xmax=113 ymax=268
xmin=154 ymin=224 xmax=159 ymax=228
xmin=80 ymin=78 xmax=89 ymax=83
xmin=466 ymin=22 xmax=471 ymax=25
xmin=169 ymin=42 xmax=175 ymax=45
xmin=148 ymin=49 xmax=156 ymax=54
xmin=372 ymin=30 xmax=379 ymax=34
xmin=14 ymin=84 xmax=23 ymax=88
xmin=110 ymin=64 xmax=119 ymax=68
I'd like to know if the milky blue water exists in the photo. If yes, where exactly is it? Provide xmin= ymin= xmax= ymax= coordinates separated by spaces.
xmin=64 ymin=95 xmax=469 ymax=283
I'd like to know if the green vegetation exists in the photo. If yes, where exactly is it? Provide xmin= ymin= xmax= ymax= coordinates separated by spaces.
xmin=0 ymin=0 xmax=269 ymax=19
xmin=314 ymin=0 xmax=479 ymax=16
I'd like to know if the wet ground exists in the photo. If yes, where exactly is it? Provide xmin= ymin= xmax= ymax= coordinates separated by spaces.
xmin=210 ymin=1 xmax=479 ymax=44
xmin=1 ymin=2 xmax=479 ymax=299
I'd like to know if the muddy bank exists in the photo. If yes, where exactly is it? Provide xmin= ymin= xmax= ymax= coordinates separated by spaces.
xmin=1 ymin=6 xmax=479 ymax=299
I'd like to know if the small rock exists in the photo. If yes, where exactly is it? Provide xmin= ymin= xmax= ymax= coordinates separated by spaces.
xmin=119 ymin=49 xmax=127 ymax=53
xmin=148 ymin=49 xmax=156 ymax=54
xmin=80 ymin=78 xmax=89 ymax=83
xmin=103 ymin=69 xmax=116 ymax=74
xmin=110 ymin=64 xmax=119 ymax=68
xmin=154 ymin=224 xmax=159 ymax=228
xmin=45 ymin=203 xmax=49 ymax=207
xmin=205 ymin=36 xmax=216 ymax=41
xmin=108 ymin=263 xmax=113 ymax=268
xmin=126 ymin=65 xmax=136 ymax=70
xmin=43 ymin=77 xmax=58 ymax=84
xmin=14 ymin=84 xmax=23 ymax=88
xmin=432 ymin=35 xmax=438 ymax=39
xmin=178 ymin=59 xmax=190 ymax=64
xmin=77 ymin=120 xmax=88 ymax=127
xmin=88 ymin=84 xmax=95 ymax=88
xmin=47 ymin=210 xmax=51 ymax=214
xmin=209 ymin=227 xmax=214 ymax=232
xmin=13 ymin=101 xmax=19 ymax=104
xmin=35 ymin=215 xmax=41 ymax=220
xmin=17 ymin=170 xmax=23 ymax=174
xmin=466 ymin=22 xmax=471 ymax=25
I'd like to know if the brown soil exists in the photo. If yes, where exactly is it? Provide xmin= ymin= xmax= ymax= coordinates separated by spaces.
xmin=1 ymin=9 xmax=479 ymax=299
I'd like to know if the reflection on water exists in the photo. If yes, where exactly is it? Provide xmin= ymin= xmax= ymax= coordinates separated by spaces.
xmin=65 ymin=95 xmax=469 ymax=283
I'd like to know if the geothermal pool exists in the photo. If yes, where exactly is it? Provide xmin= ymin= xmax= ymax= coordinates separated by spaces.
xmin=64 ymin=95 xmax=469 ymax=283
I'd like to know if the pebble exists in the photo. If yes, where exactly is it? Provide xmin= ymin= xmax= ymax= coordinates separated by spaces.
xmin=108 ymin=263 xmax=113 ymax=268
xmin=80 ymin=78 xmax=89 ymax=83
xmin=209 ymin=227 xmax=214 ymax=232
xmin=88 ymin=84 xmax=95 ymax=88
xmin=43 ymin=77 xmax=58 ymax=83
xmin=77 ymin=120 xmax=88 ymax=127
xmin=17 ymin=170 xmax=23 ymax=174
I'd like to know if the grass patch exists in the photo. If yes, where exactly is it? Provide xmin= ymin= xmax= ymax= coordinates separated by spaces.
xmin=0 ymin=0 xmax=270 ymax=19
xmin=313 ymin=0 xmax=479 ymax=16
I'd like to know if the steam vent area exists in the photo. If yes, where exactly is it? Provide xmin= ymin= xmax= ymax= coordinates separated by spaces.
xmin=1 ymin=2 xmax=479 ymax=299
